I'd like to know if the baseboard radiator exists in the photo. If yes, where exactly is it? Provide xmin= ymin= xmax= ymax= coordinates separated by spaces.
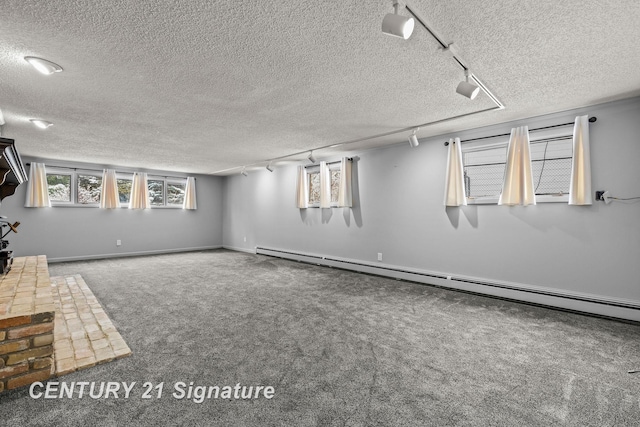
xmin=255 ymin=246 xmax=640 ymax=323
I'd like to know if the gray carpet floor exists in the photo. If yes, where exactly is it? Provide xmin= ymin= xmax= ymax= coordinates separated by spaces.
xmin=1 ymin=249 xmax=639 ymax=426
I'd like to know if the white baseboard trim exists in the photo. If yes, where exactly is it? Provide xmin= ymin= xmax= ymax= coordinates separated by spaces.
xmin=47 ymin=245 xmax=223 ymax=263
xmin=254 ymin=246 xmax=640 ymax=323
xmin=222 ymin=245 xmax=257 ymax=254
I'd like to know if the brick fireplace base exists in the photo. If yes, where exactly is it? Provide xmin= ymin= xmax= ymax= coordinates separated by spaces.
xmin=0 ymin=256 xmax=55 ymax=392
xmin=1 ymin=257 xmax=131 ymax=393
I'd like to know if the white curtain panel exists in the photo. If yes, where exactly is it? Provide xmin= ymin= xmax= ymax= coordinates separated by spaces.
xmin=24 ymin=162 xmax=51 ymax=207
xmin=129 ymin=172 xmax=150 ymax=209
xmin=183 ymin=177 xmax=197 ymax=210
xmin=568 ymin=115 xmax=592 ymax=205
xmin=443 ymin=138 xmax=467 ymax=206
xmin=295 ymin=166 xmax=308 ymax=209
xmin=337 ymin=157 xmax=352 ymax=208
xmin=499 ymin=126 xmax=536 ymax=206
xmin=319 ymin=161 xmax=331 ymax=209
xmin=100 ymin=169 xmax=120 ymax=209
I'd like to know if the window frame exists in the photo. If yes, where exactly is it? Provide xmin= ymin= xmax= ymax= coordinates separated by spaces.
xmin=115 ymin=173 xmax=134 ymax=207
xmin=46 ymin=167 xmax=76 ymax=206
xmin=306 ymin=163 xmax=341 ymax=208
xmin=166 ymin=179 xmax=187 ymax=207
xmin=462 ymin=133 xmax=572 ymax=205
xmin=75 ymin=170 xmax=103 ymax=206
xmin=146 ymin=176 xmax=166 ymax=208
xmin=44 ymin=168 xmax=188 ymax=209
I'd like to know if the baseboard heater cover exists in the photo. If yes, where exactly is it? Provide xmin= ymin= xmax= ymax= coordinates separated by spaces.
xmin=255 ymin=246 xmax=640 ymax=322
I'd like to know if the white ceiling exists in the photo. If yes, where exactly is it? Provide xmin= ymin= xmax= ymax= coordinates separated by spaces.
xmin=1 ymin=0 xmax=639 ymax=175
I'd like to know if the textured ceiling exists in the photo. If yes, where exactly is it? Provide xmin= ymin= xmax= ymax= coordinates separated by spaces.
xmin=1 ymin=0 xmax=639 ymax=175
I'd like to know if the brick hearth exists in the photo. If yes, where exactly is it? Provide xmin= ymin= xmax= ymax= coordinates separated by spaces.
xmin=50 ymin=275 xmax=131 ymax=375
xmin=1 ymin=256 xmax=131 ymax=393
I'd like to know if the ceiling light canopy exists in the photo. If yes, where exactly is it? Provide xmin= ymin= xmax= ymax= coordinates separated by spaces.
xmin=408 ymin=128 xmax=420 ymax=147
xmin=456 ymin=69 xmax=480 ymax=100
xmin=30 ymin=119 xmax=53 ymax=129
xmin=382 ymin=1 xmax=414 ymax=40
xmin=24 ymin=56 xmax=63 ymax=75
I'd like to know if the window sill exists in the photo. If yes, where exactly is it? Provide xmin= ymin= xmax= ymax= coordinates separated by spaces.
xmin=49 ymin=204 xmax=184 ymax=209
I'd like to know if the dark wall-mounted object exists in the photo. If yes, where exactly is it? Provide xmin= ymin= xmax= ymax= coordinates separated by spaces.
xmin=0 ymin=137 xmax=28 ymax=201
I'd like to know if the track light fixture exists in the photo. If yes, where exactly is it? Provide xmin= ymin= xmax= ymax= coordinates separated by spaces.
xmin=266 ymin=162 xmax=274 ymax=172
xmin=382 ymin=1 xmax=414 ymax=40
xmin=24 ymin=56 xmax=63 ymax=75
xmin=308 ymin=151 xmax=317 ymax=164
xmin=29 ymin=119 xmax=53 ymax=129
xmin=241 ymin=167 xmax=248 ymax=177
xmin=456 ymin=69 xmax=480 ymax=100
xmin=408 ymin=128 xmax=420 ymax=147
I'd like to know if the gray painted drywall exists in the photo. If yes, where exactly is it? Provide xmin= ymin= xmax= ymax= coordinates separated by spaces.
xmin=0 ymin=167 xmax=223 ymax=261
xmin=222 ymin=97 xmax=640 ymax=305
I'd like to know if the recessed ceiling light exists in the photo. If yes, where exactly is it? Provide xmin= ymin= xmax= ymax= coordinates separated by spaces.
xmin=24 ymin=56 xmax=63 ymax=75
xmin=29 ymin=119 xmax=53 ymax=129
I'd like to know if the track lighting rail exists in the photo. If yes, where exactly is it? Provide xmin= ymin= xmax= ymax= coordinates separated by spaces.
xmin=214 ymin=2 xmax=507 ymax=175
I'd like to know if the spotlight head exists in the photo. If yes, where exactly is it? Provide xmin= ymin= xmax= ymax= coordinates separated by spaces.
xmin=456 ymin=80 xmax=480 ymax=99
xmin=24 ymin=56 xmax=63 ymax=75
xmin=408 ymin=134 xmax=419 ymax=148
xmin=308 ymin=151 xmax=317 ymax=164
xmin=382 ymin=12 xmax=415 ymax=40
xmin=408 ymin=128 xmax=420 ymax=148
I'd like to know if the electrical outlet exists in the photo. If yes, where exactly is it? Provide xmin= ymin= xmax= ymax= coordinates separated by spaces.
xmin=116 ymin=239 xmax=122 ymax=246
xmin=377 ymin=253 xmax=383 ymax=262
xmin=595 ymin=191 xmax=605 ymax=201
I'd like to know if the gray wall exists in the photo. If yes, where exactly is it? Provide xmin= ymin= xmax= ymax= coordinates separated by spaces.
xmin=222 ymin=97 xmax=640 ymax=305
xmin=0 ymin=168 xmax=223 ymax=262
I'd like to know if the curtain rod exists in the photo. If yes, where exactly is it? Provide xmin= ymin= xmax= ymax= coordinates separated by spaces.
xmin=444 ymin=116 xmax=597 ymax=146
xmin=25 ymin=163 xmax=193 ymax=181
xmin=303 ymin=158 xmax=352 ymax=168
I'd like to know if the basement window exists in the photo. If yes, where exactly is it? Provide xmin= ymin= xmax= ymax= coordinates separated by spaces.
xmin=77 ymin=173 xmax=102 ymax=205
xmin=463 ymin=136 xmax=572 ymax=204
xmin=167 ymin=180 xmax=186 ymax=206
xmin=45 ymin=168 xmax=187 ymax=208
xmin=307 ymin=165 xmax=341 ymax=207
xmin=117 ymin=177 xmax=132 ymax=205
xmin=46 ymin=171 xmax=73 ymax=204
xmin=148 ymin=179 xmax=165 ymax=206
